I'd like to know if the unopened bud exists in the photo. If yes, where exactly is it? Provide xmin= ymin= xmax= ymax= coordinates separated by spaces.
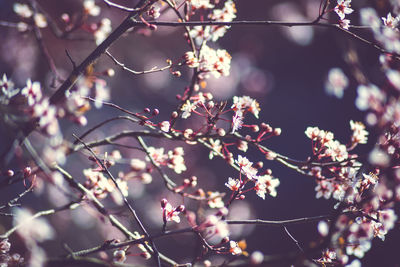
xmin=261 ymin=123 xmax=272 ymax=132
xmin=152 ymin=109 xmax=159 ymax=116
xmin=254 ymin=161 xmax=263 ymax=169
xmin=206 ymin=101 xmax=214 ymax=109
xmin=149 ymin=24 xmax=157 ymax=31
xmin=251 ymin=125 xmax=260 ymax=132
xmin=172 ymin=71 xmax=181 ymax=77
xmin=61 ymin=13 xmax=70 ymax=23
xmin=106 ymin=68 xmax=115 ymax=77
xmin=239 ymin=195 xmax=245 ymax=200
xmin=161 ymin=198 xmax=168 ymax=208
xmin=190 ymin=176 xmax=197 ymax=187
xmin=6 ymin=170 xmax=14 ymax=177
xmin=265 ymin=151 xmax=277 ymax=160
xmin=217 ymin=128 xmax=226 ymax=136
xmin=140 ymin=252 xmax=151 ymax=259
xmin=183 ymin=179 xmax=190 ymax=186
xmin=140 ymin=173 xmax=152 ymax=184
xmin=175 ymin=205 xmax=185 ymax=212
xmin=196 ymin=188 xmax=205 ymax=197
xmin=23 ymin=167 xmax=31 ymax=178
xmin=264 ymin=169 xmax=272 ymax=175
xmin=144 ymin=108 xmax=151 ymax=113
xmin=130 ymin=159 xmax=146 ymax=171
xmin=273 ymin=128 xmax=282 ymax=136
xmin=176 ymin=94 xmax=181 ymax=100
xmin=250 ymin=251 xmax=264 ymax=265
xmin=77 ymin=116 xmax=88 ymax=126
xmin=171 ymin=111 xmax=178 ymax=119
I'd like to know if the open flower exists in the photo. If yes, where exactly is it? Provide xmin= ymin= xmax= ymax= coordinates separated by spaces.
xmin=161 ymin=199 xmax=184 ymax=223
xmin=334 ymin=0 xmax=353 ymax=20
xmin=225 ymin=177 xmax=241 ymax=191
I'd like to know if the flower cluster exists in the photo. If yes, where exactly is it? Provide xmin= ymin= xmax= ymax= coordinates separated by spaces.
xmin=83 ymin=167 xmax=128 ymax=205
xmin=305 ymin=126 xmax=354 ymax=161
xmin=333 ymin=0 xmax=353 ymax=29
xmin=146 ymin=146 xmax=187 ymax=174
xmin=188 ymin=1 xmax=236 ymax=44
xmin=225 ymin=155 xmax=280 ymax=200
xmin=185 ymin=45 xmax=232 ymax=79
xmin=14 ymin=3 xmax=47 ymax=30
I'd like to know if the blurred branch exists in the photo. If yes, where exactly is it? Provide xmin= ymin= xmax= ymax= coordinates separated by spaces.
xmin=0 ymin=200 xmax=81 ymax=239
xmin=54 ymin=165 xmax=178 ymax=266
xmin=48 ymin=0 xmax=152 ymax=106
xmin=73 ymin=134 xmax=162 ymax=267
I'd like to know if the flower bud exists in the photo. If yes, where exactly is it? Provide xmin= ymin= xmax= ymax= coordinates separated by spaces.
xmin=23 ymin=167 xmax=31 ymax=178
xmin=250 ymin=251 xmax=264 ymax=265
xmin=217 ymin=128 xmax=226 ymax=136
xmin=161 ymin=198 xmax=168 ymax=208
xmin=251 ymin=125 xmax=260 ymax=132
xmin=260 ymin=123 xmax=272 ymax=132
xmin=196 ymin=188 xmax=205 ymax=197
xmin=172 ymin=71 xmax=181 ymax=77
xmin=183 ymin=179 xmax=190 ymax=187
xmin=175 ymin=205 xmax=185 ymax=212
xmin=140 ymin=252 xmax=151 ymax=259
xmin=273 ymin=128 xmax=282 ymax=136
xmin=152 ymin=109 xmax=159 ymax=116
xmin=254 ymin=161 xmax=263 ymax=169
xmin=206 ymin=101 xmax=214 ymax=109
xmin=171 ymin=111 xmax=178 ymax=119
xmin=106 ymin=68 xmax=115 ymax=77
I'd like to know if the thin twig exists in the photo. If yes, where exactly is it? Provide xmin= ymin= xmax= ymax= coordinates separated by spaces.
xmin=103 ymin=0 xmax=140 ymax=12
xmin=105 ymin=50 xmax=180 ymax=75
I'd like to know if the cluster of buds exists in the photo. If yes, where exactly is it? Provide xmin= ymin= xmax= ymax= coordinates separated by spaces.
xmin=173 ymin=176 xmax=198 ymax=194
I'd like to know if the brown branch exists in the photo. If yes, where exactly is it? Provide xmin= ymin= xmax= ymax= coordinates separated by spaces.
xmin=48 ymin=0 xmax=152 ymax=106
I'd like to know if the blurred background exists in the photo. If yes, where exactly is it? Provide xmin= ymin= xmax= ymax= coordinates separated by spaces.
xmin=0 ymin=0 xmax=399 ymax=266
